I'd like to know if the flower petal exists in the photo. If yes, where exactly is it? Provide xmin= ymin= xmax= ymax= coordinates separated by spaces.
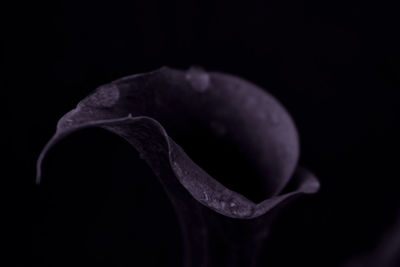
xmin=37 ymin=66 xmax=319 ymax=218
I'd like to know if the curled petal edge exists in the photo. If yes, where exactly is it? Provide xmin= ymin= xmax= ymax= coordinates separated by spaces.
xmin=36 ymin=114 xmax=319 ymax=219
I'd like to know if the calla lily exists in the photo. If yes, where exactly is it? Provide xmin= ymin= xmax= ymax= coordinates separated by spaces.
xmin=37 ymin=66 xmax=319 ymax=266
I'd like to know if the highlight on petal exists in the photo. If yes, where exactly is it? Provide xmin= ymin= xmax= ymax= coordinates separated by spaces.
xmin=36 ymin=66 xmax=319 ymax=219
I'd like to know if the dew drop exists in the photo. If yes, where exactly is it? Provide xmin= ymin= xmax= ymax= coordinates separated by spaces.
xmin=173 ymin=161 xmax=183 ymax=177
xmin=185 ymin=66 xmax=210 ymax=92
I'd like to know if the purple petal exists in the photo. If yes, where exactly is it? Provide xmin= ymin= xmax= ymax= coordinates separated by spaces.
xmin=37 ymin=66 xmax=319 ymax=219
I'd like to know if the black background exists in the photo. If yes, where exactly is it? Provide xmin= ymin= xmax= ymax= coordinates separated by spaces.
xmin=4 ymin=0 xmax=400 ymax=266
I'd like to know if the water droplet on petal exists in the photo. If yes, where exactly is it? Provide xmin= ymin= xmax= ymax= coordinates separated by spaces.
xmin=173 ymin=161 xmax=183 ymax=177
xmin=185 ymin=67 xmax=210 ymax=92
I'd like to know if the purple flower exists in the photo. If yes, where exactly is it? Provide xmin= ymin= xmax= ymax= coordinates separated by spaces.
xmin=37 ymin=66 xmax=319 ymax=266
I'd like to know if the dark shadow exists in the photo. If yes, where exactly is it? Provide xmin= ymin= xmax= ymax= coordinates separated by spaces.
xmin=33 ymin=128 xmax=182 ymax=266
